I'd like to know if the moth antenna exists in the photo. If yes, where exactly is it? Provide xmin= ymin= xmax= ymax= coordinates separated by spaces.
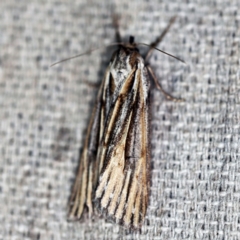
xmin=50 ymin=42 xmax=123 ymax=67
xmin=112 ymin=14 xmax=122 ymax=42
xmin=145 ymin=16 xmax=177 ymax=60
xmin=51 ymin=42 xmax=185 ymax=66
xmin=137 ymin=42 xmax=185 ymax=64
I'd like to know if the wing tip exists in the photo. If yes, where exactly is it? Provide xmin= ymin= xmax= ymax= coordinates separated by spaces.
xmin=94 ymin=200 xmax=146 ymax=231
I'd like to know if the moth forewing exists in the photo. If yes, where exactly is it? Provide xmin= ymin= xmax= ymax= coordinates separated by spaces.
xmin=94 ymin=51 xmax=151 ymax=229
xmin=68 ymin=70 xmax=108 ymax=219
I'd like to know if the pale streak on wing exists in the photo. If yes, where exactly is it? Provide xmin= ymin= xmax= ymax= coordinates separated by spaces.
xmin=99 ymin=111 xmax=133 ymax=209
xmin=69 ymin=149 xmax=88 ymax=218
xmin=108 ymin=171 xmax=124 ymax=215
xmin=115 ymin=169 xmax=132 ymax=220
xmin=133 ymin=184 xmax=141 ymax=226
xmin=123 ymin=155 xmax=147 ymax=227
xmin=68 ymin=67 xmax=111 ymax=219
xmin=86 ymin=162 xmax=93 ymax=213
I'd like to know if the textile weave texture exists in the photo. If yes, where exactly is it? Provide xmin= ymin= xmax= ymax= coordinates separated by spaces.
xmin=1 ymin=1 xmax=240 ymax=239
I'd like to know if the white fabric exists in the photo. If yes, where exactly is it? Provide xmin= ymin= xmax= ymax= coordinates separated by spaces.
xmin=1 ymin=1 xmax=240 ymax=239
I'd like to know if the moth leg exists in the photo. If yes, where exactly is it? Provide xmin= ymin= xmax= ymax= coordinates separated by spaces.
xmin=112 ymin=14 xmax=122 ymax=43
xmin=147 ymin=65 xmax=184 ymax=102
xmin=145 ymin=16 xmax=176 ymax=62
xmin=82 ymin=79 xmax=101 ymax=89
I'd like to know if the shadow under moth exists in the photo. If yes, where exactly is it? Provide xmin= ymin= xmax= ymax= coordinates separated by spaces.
xmin=54 ymin=16 xmax=184 ymax=230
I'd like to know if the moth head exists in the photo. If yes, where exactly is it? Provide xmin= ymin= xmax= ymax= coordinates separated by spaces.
xmin=120 ymin=35 xmax=138 ymax=50
xmin=109 ymin=38 xmax=141 ymax=71
xmin=114 ymin=36 xmax=140 ymax=59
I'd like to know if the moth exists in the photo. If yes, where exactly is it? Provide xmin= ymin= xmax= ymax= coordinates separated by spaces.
xmin=65 ymin=16 xmax=184 ymax=229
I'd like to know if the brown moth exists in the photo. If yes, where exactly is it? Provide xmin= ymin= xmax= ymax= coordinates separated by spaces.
xmin=67 ymin=16 xmax=183 ymax=229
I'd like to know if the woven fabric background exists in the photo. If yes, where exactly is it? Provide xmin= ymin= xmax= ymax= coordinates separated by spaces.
xmin=1 ymin=0 xmax=240 ymax=239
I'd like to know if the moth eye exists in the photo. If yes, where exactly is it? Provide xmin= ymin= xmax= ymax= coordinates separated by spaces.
xmin=109 ymin=73 xmax=116 ymax=95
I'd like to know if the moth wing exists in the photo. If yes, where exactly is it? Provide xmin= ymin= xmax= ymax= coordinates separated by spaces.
xmin=68 ymin=67 xmax=112 ymax=219
xmin=95 ymin=66 xmax=150 ymax=228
